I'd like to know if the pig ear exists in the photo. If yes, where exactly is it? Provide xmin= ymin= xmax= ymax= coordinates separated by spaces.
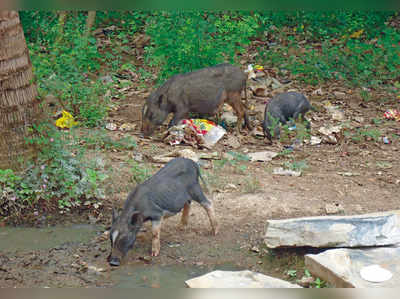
xmin=130 ymin=211 xmax=144 ymax=226
xmin=112 ymin=207 xmax=120 ymax=224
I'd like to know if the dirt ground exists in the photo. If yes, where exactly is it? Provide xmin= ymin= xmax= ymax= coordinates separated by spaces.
xmin=1 ymin=83 xmax=399 ymax=287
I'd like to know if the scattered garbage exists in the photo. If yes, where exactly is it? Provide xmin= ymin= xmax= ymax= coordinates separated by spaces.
xmin=245 ymin=64 xmax=265 ymax=80
xmin=382 ymin=136 xmax=390 ymax=144
xmin=163 ymin=119 xmax=226 ymax=149
xmin=312 ymin=88 xmax=324 ymax=96
xmin=323 ymin=101 xmax=346 ymax=121
xmin=248 ymin=151 xmax=278 ymax=162
xmin=221 ymin=111 xmax=238 ymax=126
xmin=318 ymin=125 xmax=342 ymax=144
xmin=360 ymin=265 xmax=393 ymax=283
xmin=310 ymin=136 xmax=322 ymax=145
xmin=223 ymin=135 xmax=241 ymax=149
xmin=119 ymin=123 xmax=136 ymax=131
xmin=337 ymin=172 xmax=360 ymax=177
xmin=55 ymin=110 xmax=79 ymax=129
xmin=105 ymin=122 xmax=117 ymax=131
xmin=272 ymin=167 xmax=301 ymax=177
xmin=384 ymin=109 xmax=400 ymax=121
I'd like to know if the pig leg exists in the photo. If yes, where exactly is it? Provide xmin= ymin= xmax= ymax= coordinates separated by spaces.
xmin=202 ymin=201 xmax=219 ymax=235
xmin=189 ymin=184 xmax=219 ymax=235
xmin=179 ymin=202 xmax=191 ymax=228
xmin=151 ymin=218 xmax=162 ymax=256
xmin=227 ymin=92 xmax=245 ymax=135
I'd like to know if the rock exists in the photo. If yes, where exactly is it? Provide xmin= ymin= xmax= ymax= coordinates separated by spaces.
xmin=305 ymin=246 xmax=400 ymax=287
xmin=331 ymin=109 xmax=346 ymax=121
xmin=198 ymin=159 xmax=212 ymax=169
xmin=152 ymin=149 xmax=199 ymax=163
xmin=221 ymin=111 xmax=238 ymax=126
xmin=272 ymin=167 xmax=301 ymax=177
xmin=297 ymin=276 xmax=315 ymax=287
xmin=198 ymin=152 xmax=220 ymax=160
xmin=354 ymin=116 xmax=365 ymax=123
xmin=333 ymin=91 xmax=346 ymax=99
xmin=264 ymin=213 xmax=400 ymax=249
xmin=248 ymin=151 xmax=278 ymax=162
xmin=325 ymin=203 xmax=344 ymax=215
xmin=264 ymin=213 xmax=400 ymax=248
xmin=100 ymin=75 xmax=113 ymax=83
xmin=185 ymin=270 xmax=301 ymax=288
xmin=134 ymin=153 xmax=143 ymax=162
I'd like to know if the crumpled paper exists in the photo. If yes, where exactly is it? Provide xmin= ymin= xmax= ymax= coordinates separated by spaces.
xmin=384 ymin=109 xmax=400 ymax=121
xmin=55 ymin=110 xmax=79 ymax=129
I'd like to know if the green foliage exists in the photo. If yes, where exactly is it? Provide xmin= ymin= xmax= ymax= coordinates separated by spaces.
xmin=21 ymin=11 xmax=114 ymax=127
xmin=1 ymin=124 xmax=110 ymax=219
xmin=345 ymin=127 xmax=382 ymax=143
xmin=284 ymin=159 xmax=309 ymax=172
xmin=82 ymin=129 xmax=137 ymax=151
xmin=129 ymin=160 xmax=154 ymax=184
xmin=258 ymin=11 xmax=399 ymax=88
xmin=145 ymin=11 xmax=259 ymax=82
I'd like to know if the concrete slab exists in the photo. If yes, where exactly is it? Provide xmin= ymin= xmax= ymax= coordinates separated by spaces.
xmin=264 ymin=211 xmax=400 ymax=248
xmin=185 ymin=270 xmax=301 ymax=288
xmin=305 ymin=246 xmax=400 ymax=288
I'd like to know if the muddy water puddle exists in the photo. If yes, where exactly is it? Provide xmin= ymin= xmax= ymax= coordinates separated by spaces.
xmin=0 ymin=224 xmax=99 ymax=252
xmin=109 ymin=263 xmax=242 ymax=288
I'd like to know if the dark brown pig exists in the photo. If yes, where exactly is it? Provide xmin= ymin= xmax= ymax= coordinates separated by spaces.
xmin=141 ymin=63 xmax=252 ymax=136
xmin=108 ymin=158 xmax=218 ymax=266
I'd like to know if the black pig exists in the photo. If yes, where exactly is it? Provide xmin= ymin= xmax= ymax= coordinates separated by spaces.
xmin=141 ymin=63 xmax=252 ymax=136
xmin=263 ymin=92 xmax=311 ymax=141
xmin=108 ymin=158 xmax=218 ymax=266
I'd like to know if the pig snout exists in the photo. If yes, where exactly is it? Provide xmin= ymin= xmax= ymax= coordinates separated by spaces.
xmin=108 ymin=256 xmax=121 ymax=267
xmin=141 ymin=119 xmax=156 ymax=137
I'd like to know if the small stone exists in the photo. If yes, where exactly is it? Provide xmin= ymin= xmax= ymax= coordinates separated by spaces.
xmin=272 ymin=167 xmax=301 ymax=177
xmin=333 ymin=91 xmax=346 ymax=99
xmin=297 ymin=276 xmax=315 ymax=288
xmin=325 ymin=203 xmax=344 ymax=215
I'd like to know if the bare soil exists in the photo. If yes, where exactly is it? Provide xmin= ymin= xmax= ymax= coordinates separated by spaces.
xmin=1 ymin=84 xmax=399 ymax=287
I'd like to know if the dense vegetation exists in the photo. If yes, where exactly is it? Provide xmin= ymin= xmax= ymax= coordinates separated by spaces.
xmin=1 ymin=11 xmax=398 ymax=222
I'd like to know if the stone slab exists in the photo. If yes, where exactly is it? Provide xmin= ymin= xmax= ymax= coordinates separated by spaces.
xmin=264 ymin=211 xmax=400 ymax=248
xmin=305 ymin=246 xmax=400 ymax=288
xmin=185 ymin=270 xmax=301 ymax=288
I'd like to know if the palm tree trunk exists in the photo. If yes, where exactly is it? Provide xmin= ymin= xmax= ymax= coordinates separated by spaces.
xmin=0 ymin=11 xmax=40 ymax=170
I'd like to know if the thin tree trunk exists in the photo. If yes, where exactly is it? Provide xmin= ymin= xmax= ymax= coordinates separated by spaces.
xmin=0 ymin=11 xmax=40 ymax=170
xmin=85 ymin=11 xmax=96 ymax=37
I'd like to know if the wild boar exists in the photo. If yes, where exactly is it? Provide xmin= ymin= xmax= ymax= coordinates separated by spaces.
xmin=141 ymin=63 xmax=252 ymax=136
xmin=263 ymin=92 xmax=312 ymax=141
xmin=108 ymin=158 xmax=218 ymax=266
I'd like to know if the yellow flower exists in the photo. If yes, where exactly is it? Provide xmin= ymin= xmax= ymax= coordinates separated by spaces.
xmin=349 ymin=29 xmax=364 ymax=39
